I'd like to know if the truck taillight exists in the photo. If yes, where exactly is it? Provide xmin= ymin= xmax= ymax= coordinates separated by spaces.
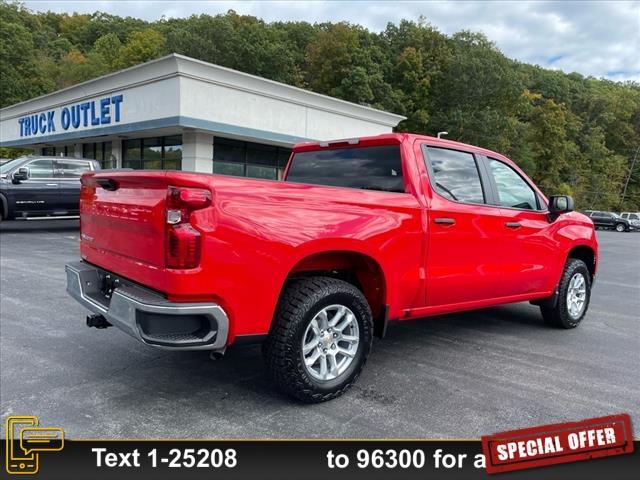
xmin=165 ymin=186 xmax=211 ymax=269
xmin=167 ymin=223 xmax=202 ymax=269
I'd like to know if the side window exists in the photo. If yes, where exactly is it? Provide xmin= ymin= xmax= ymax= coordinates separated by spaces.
xmin=56 ymin=161 xmax=92 ymax=178
xmin=488 ymin=158 xmax=539 ymax=210
xmin=423 ymin=146 xmax=484 ymax=203
xmin=26 ymin=160 xmax=54 ymax=179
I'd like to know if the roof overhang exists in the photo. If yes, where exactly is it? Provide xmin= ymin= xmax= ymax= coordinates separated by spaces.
xmin=0 ymin=54 xmax=405 ymax=148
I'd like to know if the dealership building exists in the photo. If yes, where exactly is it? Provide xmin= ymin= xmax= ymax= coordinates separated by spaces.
xmin=0 ymin=54 xmax=404 ymax=179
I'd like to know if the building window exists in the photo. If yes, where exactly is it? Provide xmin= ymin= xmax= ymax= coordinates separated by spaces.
xmin=163 ymin=136 xmax=182 ymax=170
xmin=42 ymin=146 xmax=72 ymax=157
xmin=213 ymin=137 xmax=291 ymax=180
xmin=83 ymin=141 xmax=114 ymax=169
xmin=122 ymin=136 xmax=182 ymax=170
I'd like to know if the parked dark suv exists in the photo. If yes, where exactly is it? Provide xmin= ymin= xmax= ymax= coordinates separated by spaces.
xmin=586 ymin=211 xmax=632 ymax=232
xmin=0 ymin=156 xmax=100 ymax=221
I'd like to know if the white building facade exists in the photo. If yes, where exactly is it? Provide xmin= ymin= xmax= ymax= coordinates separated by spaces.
xmin=0 ymin=54 xmax=404 ymax=180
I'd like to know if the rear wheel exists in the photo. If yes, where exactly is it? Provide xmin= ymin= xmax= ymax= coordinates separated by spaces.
xmin=615 ymin=223 xmax=626 ymax=232
xmin=541 ymin=258 xmax=591 ymax=328
xmin=263 ymin=276 xmax=373 ymax=403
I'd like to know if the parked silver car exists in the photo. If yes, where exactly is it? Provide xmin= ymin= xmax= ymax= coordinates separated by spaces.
xmin=620 ymin=212 xmax=640 ymax=229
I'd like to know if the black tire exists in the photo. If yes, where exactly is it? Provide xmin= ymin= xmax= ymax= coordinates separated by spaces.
xmin=615 ymin=223 xmax=626 ymax=232
xmin=541 ymin=258 xmax=591 ymax=328
xmin=263 ymin=276 xmax=373 ymax=403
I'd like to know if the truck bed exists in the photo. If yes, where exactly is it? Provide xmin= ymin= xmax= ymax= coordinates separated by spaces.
xmin=79 ymin=170 xmax=423 ymax=340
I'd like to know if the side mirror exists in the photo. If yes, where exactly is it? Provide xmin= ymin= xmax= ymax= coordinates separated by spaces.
xmin=12 ymin=167 xmax=29 ymax=183
xmin=548 ymin=195 xmax=574 ymax=220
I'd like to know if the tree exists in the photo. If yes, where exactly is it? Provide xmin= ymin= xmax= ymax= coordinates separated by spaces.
xmin=580 ymin=126 xmax=627 ymax=209
xmin=427 ymin=31 xmax=526 ymax=152
xmin=92 ymin=33 xmax=123 ymax=70
xmin=55 ymin=48 xmax=109 ymax=88
xmin=0 ymin=13 xmax=53 ymax=107
xmin=306 ymin=23 xmax=361 ymax=97
xmin=58 ymin=12 xmax=92 ymax=47
xmin=116 ymin=28 xmax=165 ymax=69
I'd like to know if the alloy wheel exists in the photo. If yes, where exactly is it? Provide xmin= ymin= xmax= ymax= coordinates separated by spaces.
xmin=301 ymin=304 xmax=360 ymax=382
xmin=566 ymin=273 xmax=587 ymax=319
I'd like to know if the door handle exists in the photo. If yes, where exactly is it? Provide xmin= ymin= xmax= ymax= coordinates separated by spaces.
xmin=505 ymin=221 xmax=521 ymax=229
xmin=45 ymin=183 xmax=58 ymax=187
xmin=434 ymin=217 xmax=456 ymax=225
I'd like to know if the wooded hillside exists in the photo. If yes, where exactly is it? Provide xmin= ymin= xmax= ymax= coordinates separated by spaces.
xmin=1 ymin=1 xmax=638 ymax=209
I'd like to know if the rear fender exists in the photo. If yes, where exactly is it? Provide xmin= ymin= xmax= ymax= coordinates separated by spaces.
xmin=280 ymin=239 xmax=391 ymax=332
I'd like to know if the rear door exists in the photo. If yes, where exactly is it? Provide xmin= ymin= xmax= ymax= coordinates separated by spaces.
xmin=590 ymin=212 xmax=605 ymax=227
xmin=594 ymin=212 xmax=613 ymax=228
xmin=10 ymin=159 xmax=59 ymax=215
xmin=55 ymin=159 xmax=94 ymax=213
xmin=484 ymin=156 xmax=557 ymax=296
xmin=421 ymin=144 xmax=505 ymax=306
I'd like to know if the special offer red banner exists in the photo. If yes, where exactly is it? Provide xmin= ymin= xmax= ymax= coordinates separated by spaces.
xmin=482 ymin=414 xmax=634 ymax=474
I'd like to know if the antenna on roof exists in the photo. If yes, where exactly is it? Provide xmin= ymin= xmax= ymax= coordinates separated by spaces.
xmin=437 ymin=131 xmax=448 ymax=139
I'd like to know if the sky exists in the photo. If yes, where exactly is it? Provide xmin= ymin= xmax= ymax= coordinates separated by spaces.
xmin=24 ymin=0 xmax=640 ymax=82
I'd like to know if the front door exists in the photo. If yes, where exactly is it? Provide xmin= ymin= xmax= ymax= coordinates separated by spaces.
xmin=421 ymin=145 xmax=505 ymax=306
xmin=10 ymin=159 xmax=59 ymax=216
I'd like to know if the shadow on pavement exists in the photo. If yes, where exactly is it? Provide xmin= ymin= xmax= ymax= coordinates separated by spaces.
xmin=81 ymin=303 xmax=549 ymax=404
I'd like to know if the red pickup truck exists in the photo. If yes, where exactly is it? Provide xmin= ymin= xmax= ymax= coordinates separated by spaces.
xmin=66 ymin=133 xmax=598 ymax=402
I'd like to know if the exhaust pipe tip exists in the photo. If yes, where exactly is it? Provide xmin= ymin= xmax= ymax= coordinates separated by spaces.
xmin=87 ymin=314 xmax=112 ymax=329
xmin=209 ymin=348 xmax=226 ymax=360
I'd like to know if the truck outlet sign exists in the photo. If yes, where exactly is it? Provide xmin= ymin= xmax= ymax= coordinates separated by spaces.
xmin=17 ymin=94 xmax=124 ymax=138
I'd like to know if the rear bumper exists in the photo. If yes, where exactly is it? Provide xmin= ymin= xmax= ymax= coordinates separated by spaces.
xmin=65 ymin=261 xmax=229 ymax=351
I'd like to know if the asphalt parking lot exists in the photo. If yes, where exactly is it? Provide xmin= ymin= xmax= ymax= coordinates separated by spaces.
xmin=1 ymin=219 xmax=639 ymax=439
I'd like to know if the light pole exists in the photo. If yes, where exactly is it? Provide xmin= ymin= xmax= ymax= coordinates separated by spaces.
xmin=437 ymin=131 xmax=448 ymax=139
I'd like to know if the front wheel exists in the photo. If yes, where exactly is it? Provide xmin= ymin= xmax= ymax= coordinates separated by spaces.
xmin=615 ymin=223 xmax=626 ymax=232
xmin=541 ymin=258 xmax=591 ymax=328
xmin=263 ymin=276 xmax=373 ymax=403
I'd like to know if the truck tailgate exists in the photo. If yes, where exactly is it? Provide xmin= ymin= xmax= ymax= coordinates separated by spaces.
xmin=80 ymin=171 xmax=169 ymax=268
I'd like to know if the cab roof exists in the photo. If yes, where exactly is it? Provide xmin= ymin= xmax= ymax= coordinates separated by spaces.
xmin=292 ymin=133 xmax=510 ymax=162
